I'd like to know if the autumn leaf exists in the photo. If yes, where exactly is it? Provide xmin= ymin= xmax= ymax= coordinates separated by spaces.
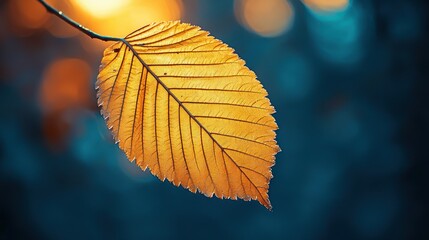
xmin=96 ymin=21 xmax=279 ymax=209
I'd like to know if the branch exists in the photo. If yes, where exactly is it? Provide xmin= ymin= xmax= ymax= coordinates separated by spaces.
xmin=38 ymin=0 xmax=123 ymax=42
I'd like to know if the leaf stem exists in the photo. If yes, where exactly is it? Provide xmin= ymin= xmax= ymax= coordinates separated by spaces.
xmin=38 ymin=0 xmax=123 ymax=42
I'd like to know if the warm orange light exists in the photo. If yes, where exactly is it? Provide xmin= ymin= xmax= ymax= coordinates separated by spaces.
xmin=70 ymin=0 xmax=183 ymax=38
xmin=39 ymin=58 xmax=93 ymax=151
xmin=40 ymin=58 xmax=93 ymax=113
xmin=302 ymin=0 xmax=350 ymax=12
xmin=7 ymin=0 xmax=50 ymax=36
xmin=11 ymin=0 xmax=183 ymax=41
xmin=235 ymin=0 xmax=294 ymax=37
xmin=73 ymin=0 xmax=130 ymax=18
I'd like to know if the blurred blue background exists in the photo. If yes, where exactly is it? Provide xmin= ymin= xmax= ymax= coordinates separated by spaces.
xmin=1 ymin=0 xmax=428 ymax=239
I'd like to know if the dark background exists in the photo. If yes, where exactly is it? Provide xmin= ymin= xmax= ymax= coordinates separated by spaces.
xmin=1 ymin=0 xmax=428 ymax=239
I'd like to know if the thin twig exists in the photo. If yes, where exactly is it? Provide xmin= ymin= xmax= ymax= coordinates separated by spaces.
xmin=38 ymin=0 xmax=123 ymax=42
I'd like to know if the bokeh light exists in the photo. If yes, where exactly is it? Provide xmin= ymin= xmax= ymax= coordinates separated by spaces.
xmin=39 ymin=58 xmax=92 ymax=113
xmin=69 ymin=0 xmax=183 ymax=38
xmin=302 ymin=0 xmax=350 ymax=12
xmin=39 ymin=58 xmax=94 ymax=151
xmin=235 ymin=0 xmax=294 ymax=37
xmin=305 ymin=1 xmax=366 ymax=64
xmin=73 ymin=0 xmax=131 ymax=18
xmin=7 ymin=0 xmax=50 ymax=35
xmin=8 ymin=0 xmax=183 ymax=41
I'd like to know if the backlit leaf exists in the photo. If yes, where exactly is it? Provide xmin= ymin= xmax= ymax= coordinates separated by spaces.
xmin=96 ymin=21 xmax=279 ymax=209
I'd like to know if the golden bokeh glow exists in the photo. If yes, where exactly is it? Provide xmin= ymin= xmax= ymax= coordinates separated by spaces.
xmin=40 ymin=58 xmax=92 ymax=113
xmin=9 ymin=0 xmax=49 ymax=28
xmin=10 ymin=0 xmax=183 ymax=43
xmin=235 ymin=0 xmax=294 ymax=37
xmin=70 ymin=0 xmax=183 ymax=38
xmin=73 ymin=0 xmax=130 ymax=18
xmin=302 ymin=0 xmax=350 ymax=12
xmin=7 ymin=0 xmax=50 ymax=36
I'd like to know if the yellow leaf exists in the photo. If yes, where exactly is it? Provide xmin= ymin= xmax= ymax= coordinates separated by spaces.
xmin=96 ymin=21 xmax=279 ymax=209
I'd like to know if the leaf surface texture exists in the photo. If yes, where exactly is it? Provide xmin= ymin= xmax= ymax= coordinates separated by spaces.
xmin=97 ymin=21 xmax=279 ymax=209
